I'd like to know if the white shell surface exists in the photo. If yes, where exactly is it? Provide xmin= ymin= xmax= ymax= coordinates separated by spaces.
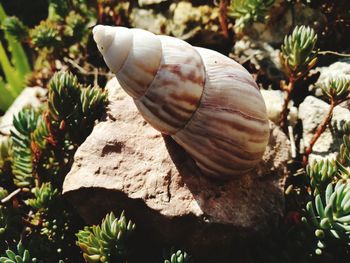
xmin=134 ymin=35 xmax=205 ymax=134
xmin=116 ymin=29 xmax=163 ymax=99
xmin=93 ymin=26 xmax=133 ymax=75
xmin=173 ymin=47 xmax=270 ymax=179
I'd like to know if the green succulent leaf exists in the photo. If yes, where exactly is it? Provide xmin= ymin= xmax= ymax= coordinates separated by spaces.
xmin=164 ymin=249 xmax=190 ymax=263
xmin=303 ymin=180 xmax=350 ymax=254
xmin=306 ymin=158 xmax=338 ymax=195
xmin=48 ymin=72 xmax=107 ymax=144
xmin=11 ymin=108 xmax=41 ymax=188
xmin=280 ymin=25 xmax=318 ymax=80
xmin=26 ymin=182 xmax=58 ymax=210
xmin=2 ymin=16 xmax=29 ymax=42
xmin=228 ymin=0 xmax=275 ymax=31
xmin=76 ymin=211 xmax=135 ymax=263
xmin=321 ymin=76 xmax=350 ymax=102
xmin=0 ymin=241 xmax=37 ymax=263
xmin=30 ymin=21 xmax=61 ymax=50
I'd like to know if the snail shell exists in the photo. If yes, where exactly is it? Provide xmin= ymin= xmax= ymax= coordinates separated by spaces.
xmin=93 ymin=25 xmax=270 ymax=180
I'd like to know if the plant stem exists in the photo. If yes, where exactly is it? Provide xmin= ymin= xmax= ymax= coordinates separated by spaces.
xmin=302 ymin=99 xmax=335 ymax=166
xmin=318 ymin=51 xmax=350 ymax=57
xmin=280 ymin=79 xmax=295 ymax=132
xmin=219 ymin=0 xmax=229 ymax=38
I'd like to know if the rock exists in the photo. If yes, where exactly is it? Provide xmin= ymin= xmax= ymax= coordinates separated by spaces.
xmin=63 ymin=78 xmax=290 ymax=262
xmin=261 ymin=89 xmax=298 ymax=126
xmin=311 ymin=59 xmax=350 ymax=98
xmin=0 ymin=87 xmax=47 ymax=135
xmin=168 ymin=2 xmax=229 ymax=51
xmin=299 ymin=96 xmax=350 ymax=162
xmin=232 ymin=37 xmax=284 ymax=82
xmin=130 ymin=8 xmax=169 ymax=35
xmin=242 ymin=2 xmax=327 ymax=46
xmin=138 ymin=0 xmax=168 ymax=7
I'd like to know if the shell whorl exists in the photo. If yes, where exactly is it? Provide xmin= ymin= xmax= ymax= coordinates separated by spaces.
xmin=93 ymin=25 xmax=270 ymax=179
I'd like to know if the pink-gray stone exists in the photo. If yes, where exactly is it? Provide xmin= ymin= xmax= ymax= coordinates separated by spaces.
xmin=63 ymin=78 xmax=290 ymax=261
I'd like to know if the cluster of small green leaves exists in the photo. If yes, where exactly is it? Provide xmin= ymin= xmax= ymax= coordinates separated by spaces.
xmin=0 ymin=72 xmax=107 ymax=262
xmin=1 ymin=0 xmax=96 ymax=83
xmin=0 ymin=241 xmax=37 ymax=263
xmin=3 ymin=0 xmax=94 ymax=52
xmin=0 ymin=3 xmax=31 ymax=111
xmin=10 ymin=108 xmax=45 ymax=188
xmin=302 ymin=122 xmax=350 ymax=256
xmin=76 ymin=212 xmax=136 ymax=263
xmin=321 ymin=76 xmax=350 ymax=103
xmin=164 ymin=249 xmax=190 ymax=263
xmin=228 ymin=0 xmax=275 ymax=32
xmin=280 ymin=25 xmax=318 ymax=80
xmin=48 ymin=72 xmax=107 ymax=145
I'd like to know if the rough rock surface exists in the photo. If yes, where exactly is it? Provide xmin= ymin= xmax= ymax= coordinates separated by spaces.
xmin=244 ymin=2 xmax=327 ymax=45
xmin=311 ymin=60 xmax=350 ymax=98
xmin=261 ymin=89 xmax=298 ymax=126
xmin=233 ymin=37 xmax=284 ymax=82
xmin=299 ymin=96 xmax=350 ymax=162
xmin=63 ymin=78 xmax=290 ymax=262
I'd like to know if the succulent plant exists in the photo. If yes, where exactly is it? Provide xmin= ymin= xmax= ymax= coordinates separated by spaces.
xmin=228 ymin=0 xmax=275 ymax=31
xmin=280 ymin=25 xmax=318 ymax=80
xmin=307 ymin=159 xmax=338 ymax=196
xmin=321 ymin=76 xmax=350 ymax=102
xmin=0 ymin=241 xmax=37 ymax=263
xmin=337 ymin=122 xmax=350 ymax=177
xmin=26 ymin=183 xmax=58 ymax=210
xmin=76 ymin=211 xmax=135 ymax=263
xmin=64 ymin=11 xmax=86 ymax=40
xmin=303 ymin=180 xmax=350 ymax=254
xmin=30 ymin=21 xmax=61 ymax=50
xmin=0 ymin=138 xmax=11 ymax=173
xmin=11 ymin=108 xmax=41 ymax=187
xmin=164 ymin=250 xmax=190 ymax=263
xmin=2 ymin=16 xmax=29 ymax=42
xmin=48 ymin=72 xmax=107 ymax=144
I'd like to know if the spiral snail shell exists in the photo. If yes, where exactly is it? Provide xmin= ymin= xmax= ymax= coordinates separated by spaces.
xmin=93 ymin=25 xmax=270 ymax=180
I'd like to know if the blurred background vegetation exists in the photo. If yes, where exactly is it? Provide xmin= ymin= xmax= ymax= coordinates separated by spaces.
xmin=0 ymin=0 xmax=350 ymax=262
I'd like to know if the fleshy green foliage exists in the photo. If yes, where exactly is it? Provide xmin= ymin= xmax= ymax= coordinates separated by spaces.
xmin=321 ymin=76 xmax=350 ymax=102
xmin=31 ymin=115 xmax=50 ymax=151
xmin=304 ymin=181 xmax=350 ymax=254
xmin=0 ymin=71 xmax=108 ymax=262
xmin=0 ymin=3 xmax=31 ymax=111
xmin=64 ymin=11 xmax=86 ymax=40
xmin=0 ymin=187 xmax=9 ymax=235
xmin=0 ymin=206 xmax=8 ymax=235
xmin=280 ymin=25 xmax=318 ymax=80
xmin=30 ymin=21 xmax=61 ymax=50
xmin=48 ymin=72 xmax=107 ymax=144
xmin=76 ymin=212 xmax=135 ymax=263
xmin=0 ymin=138 xmax=11 ymax=173
xmin=164 ymin=250 xmax=190 ymax=263
xmin=337 ymin=122 xmax=350 ymax=177
xmin=302 ymin=122 xmax=350 ymax=256
xmin=11 ymin=108 xmax=41 ymax=187
xmin=0 ymin=241 xmax=37 ymax=263
xmin=307 ymin=159 xmax=338 ymax=195
xmin=48 ymin=0 xmax=70 ymax=20
xmin=2 ymin=16 xmax=29 ymax=42
xmin=26 ymin=182 xmax=58 ymax=209
xmin=228 ymin=0 xmax=275 ymax=31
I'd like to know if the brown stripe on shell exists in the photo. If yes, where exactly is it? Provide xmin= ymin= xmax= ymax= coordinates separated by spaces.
xmin=116 ymin=30 xmax=162 ymax=99
xmin=171 ymin=47 xmax=269 ymax=179
xmin=135 ymin=35 xmax=205 ymax=135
